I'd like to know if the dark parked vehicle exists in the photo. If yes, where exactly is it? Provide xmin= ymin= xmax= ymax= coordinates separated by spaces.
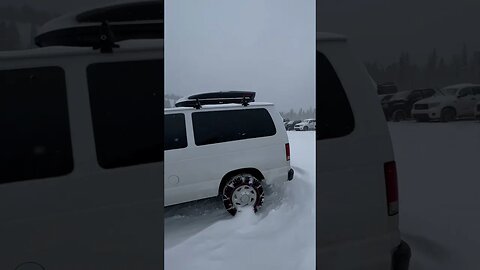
xmin=382 ymin=88 xmax=437 ymax=121
xmin=377 ymin=82 xmax=398 ymax=95
xmin=285 ymin=120 xmax=301 ymax=130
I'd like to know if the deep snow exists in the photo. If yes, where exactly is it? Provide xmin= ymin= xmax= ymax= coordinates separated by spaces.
xmin=390 ymin=121 xmax=480 ymax=270
xmin=164 ymin=131 xmax=315 ymax=270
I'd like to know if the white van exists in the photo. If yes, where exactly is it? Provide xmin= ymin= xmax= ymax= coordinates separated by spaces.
xmin=316 ymin=32 xmax=410 ymax=270
xmin=0 ymin=1 xmax=164 ymax=269
xmin=165 ymin=93 xmax=294 ymax=215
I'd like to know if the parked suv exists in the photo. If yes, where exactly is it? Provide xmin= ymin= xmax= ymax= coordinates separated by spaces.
xmin=317 ymin=32 xmax=410 ymax=270
xmin=294 ymin=118 xmax=316 ymax=130
xmin=383 ymin=88 xmax=436 ymax=121
xmin=411 ymin=83 xmax=480 ymax=122
xmin=165 ymin=92 xmax=294 ymax=216
xmin=285 ymin=120 xmax=302 ymax=130
xmin=0 ymin=2 xmax=164 ymax=269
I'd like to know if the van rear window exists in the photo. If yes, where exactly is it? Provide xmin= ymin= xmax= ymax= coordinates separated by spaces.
xmin=87 ymin=60 xmax=163 ymax=169
xmin=192 ymin=108 xmax=276 ymax=146
xmin=316 ymin=51 xmax=355 ymax=140
xmin=0 ymin=67 xmax=73 ymax=183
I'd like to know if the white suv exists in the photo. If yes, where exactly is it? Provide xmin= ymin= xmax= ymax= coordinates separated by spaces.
xmin=316 ymin=32 xmax=410 ymax=270
xmin=411 ymin=83 xmax=480 ymax=122
xmin=165 ymin=92 xmax=294 ymax=215
xmin=294 ymin=118 xmax=316 ymax=131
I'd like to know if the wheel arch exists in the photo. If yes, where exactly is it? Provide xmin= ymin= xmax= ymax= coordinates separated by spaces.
xmin=218 ymin=168 xmax=265 ymax=195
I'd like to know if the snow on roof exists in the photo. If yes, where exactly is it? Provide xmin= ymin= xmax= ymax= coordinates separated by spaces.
xmin=316 ymin=32 xmax=347 ymax=42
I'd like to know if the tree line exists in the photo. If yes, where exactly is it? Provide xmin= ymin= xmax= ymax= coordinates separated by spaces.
xmin=366 ymin=44 xmax=480 ymax=91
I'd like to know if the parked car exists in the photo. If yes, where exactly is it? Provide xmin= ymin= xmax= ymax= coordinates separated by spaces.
xmin=377 ymin=82 xmax=399 ymax=95
xmin=382 ymin=88 xmax=437 ymax=121
xmin=411 ymin=83 xmax=480 ymax=122
xmin=475 ymin=101 xmax=480 ymax=120
xmin=285 ymin=120 xmax=302 ymax=130
xmin=0 ymin=2 xmax=165 ymax=269
xmin=317 ymin=32 xmax=410 ymax=270
xmin=165 ymin=91 xmax=294 ymax=216
xmin=294 ymin=118 xmax=316 ymax=130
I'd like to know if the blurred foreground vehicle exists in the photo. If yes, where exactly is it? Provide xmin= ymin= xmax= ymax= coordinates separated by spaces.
xmin=317 ymin=32 xmax=410 ymax=270
xmin=0 ymin=1 xmax=164 ymax=269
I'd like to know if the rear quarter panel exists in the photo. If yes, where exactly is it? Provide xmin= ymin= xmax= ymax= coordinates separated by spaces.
xmin=316 ymin=40 xmax=400 ymax=269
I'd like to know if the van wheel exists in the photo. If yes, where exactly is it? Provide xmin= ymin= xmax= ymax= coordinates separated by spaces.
xmin=222 ymin=173 xmax=264 ymax=216
xmin=392 ymin=109 xmax=406 ymax=122
xmin=303 ymin=126 xmax=308 ymax=131
xmin=441 ymin=108 xmax=456 ymax=122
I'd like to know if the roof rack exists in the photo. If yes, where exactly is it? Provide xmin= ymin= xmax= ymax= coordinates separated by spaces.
xmin=175 ymin=91 xmax=256 ymax=109
xmin=34 ymin=0 xmax=163 ymax=50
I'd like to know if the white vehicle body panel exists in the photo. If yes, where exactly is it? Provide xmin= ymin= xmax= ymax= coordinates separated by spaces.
xmin=0 ymin=41 xmax=164 ymax=269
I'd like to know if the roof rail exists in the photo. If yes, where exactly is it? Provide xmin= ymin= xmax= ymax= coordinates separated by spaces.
xmin=35 ymin=0 xmax=163 ymax=50
xmin=175 ymin=91 xmax=256 ymax=109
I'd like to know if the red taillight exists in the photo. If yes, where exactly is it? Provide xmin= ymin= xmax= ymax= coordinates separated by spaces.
xmin=384 ymin=161 xmax=399 ymax=216
xmin=285 ymin=143 xmax=290 ymax=161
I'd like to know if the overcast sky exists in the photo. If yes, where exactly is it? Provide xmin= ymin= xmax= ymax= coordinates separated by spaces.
xmin=318 ymin=0 xmax=480 ymax=65
xmin=165 ymin=0 xmax=315 ymax=111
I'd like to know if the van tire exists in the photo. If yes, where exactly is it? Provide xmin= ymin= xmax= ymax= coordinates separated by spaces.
xmin=222 ymin=173 xmax=264 ymax=216
xmin=441 ymin=107 xmax=456 ymax=122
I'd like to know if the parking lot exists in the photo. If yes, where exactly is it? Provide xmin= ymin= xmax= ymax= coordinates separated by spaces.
xmin=390 ymin=121 xmax=480 ymax=270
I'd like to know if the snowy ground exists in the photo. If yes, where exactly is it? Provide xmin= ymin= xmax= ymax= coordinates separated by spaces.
xmin=164 ymin=131 xmax=315 ymax=270
xmin=390 ymin=121 xmax=480 ymax=270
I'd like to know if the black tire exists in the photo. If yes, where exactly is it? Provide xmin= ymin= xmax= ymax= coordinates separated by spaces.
xmin=441 ymin=108 xmax=456 ymax=122
xmin=392 ymin=109 xmax=406 ymax=122
xmin=303 ymin=126 xmax=308 ymax=131
xmin=222 ymin=173 xmax=264 ymax=216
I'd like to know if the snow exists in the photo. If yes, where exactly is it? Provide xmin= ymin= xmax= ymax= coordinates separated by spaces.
xmin=390 ymin=121 xmax=480 ymax=270
xmin=164 ymin=131 xmax=315 ymax=270
xmin=164 ymin=121 xmax=480 ymax=270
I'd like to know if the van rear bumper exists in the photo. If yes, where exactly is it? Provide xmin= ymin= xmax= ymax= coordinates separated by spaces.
xmin=392 ymin=240 xmax=411 ymax=270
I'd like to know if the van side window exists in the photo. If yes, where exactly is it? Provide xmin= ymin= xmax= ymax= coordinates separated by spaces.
xmin=316 ymin=51 xmax=355 ymax=140
xmin=165 ymin=114 xmax=187 ymax=150
xmin=192 ymin=108 xmax=276 ymax=146
xmin=87 ymin=60 xmax=163 ymax=169
xmin=0 ymin=67 xmax=73 ymax=183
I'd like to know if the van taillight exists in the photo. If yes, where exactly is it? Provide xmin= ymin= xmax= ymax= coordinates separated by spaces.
xmin=285 ymin=143 xmax=290 ymax=161
xmin=384 ymin=161 xmax=399 ymax=216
